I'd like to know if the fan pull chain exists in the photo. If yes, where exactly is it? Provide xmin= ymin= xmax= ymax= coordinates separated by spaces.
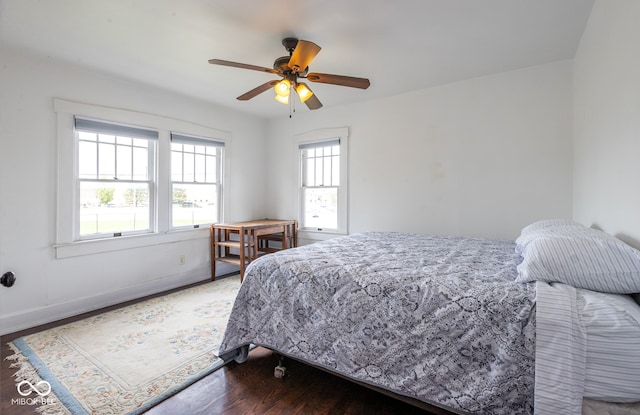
xmin=289 ymin=91 xmax=296 ymax=118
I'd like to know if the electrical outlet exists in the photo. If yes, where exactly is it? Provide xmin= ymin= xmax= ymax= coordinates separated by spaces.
xmin=178 ymin=255 xmax=185 ymax=265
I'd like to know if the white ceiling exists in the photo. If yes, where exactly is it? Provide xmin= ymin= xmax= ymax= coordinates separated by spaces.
xmin=0 ymin=0 xmax=594 ymax=119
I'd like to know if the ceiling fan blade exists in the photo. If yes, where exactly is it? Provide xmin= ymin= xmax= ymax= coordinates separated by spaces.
xmin=306 ymin=72 xmax=370 ymax=89
xmin=237 ymin=80 xmax=279 ymax=101
xmin=209 ymin=59 xmax=279 ymax=75
xmin=288 ymin=40 xmax=321 ymax=73
xmin=304 ymin=93 xmax=323 ymax=110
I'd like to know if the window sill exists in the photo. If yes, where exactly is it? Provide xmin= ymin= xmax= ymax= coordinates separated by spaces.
xmin=298 ymin=229 xmax=347 ymax=242
xmin=54 ymin=228 xmax=209 ymax=259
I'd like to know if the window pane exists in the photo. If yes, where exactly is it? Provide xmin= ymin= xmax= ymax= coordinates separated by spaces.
xmin=183 ymin=152 xmax=195 ymax=182
xmin=302 ymin=145 xmax=341 ymax=188
xmin=171 ymin=151 xmax=183 ymax=182
xmin=116 ymin=145 xmax=132 ymax=180
xmin=79 ymin=181 xmax=150 ymax=236
xmin=315 ymin=156 xmax=323 ymax=186
xmin=132 ymin=147 xmax=148 ymax=180
xmin=304 ymin=157 xmax=315 ymax=186
xmin=303 ymin=187 xmax=338 ymax=229
xmin=323 ymin=156 xmax=332 ymax=186
xmin=205 ymin=155 xmax=217 ymax=182
xmin=78 ymin=141 xmax=97 ymax=179
xmin=194 ymin=153 xmax=206 ymax=183
xmin=172 ymin=183 xmax=217 ymax=227
xmin=98 ymin=142 xmax=115 ymax=179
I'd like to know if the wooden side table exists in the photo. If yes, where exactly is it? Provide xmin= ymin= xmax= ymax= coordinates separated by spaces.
xmin=210 ymin=219 xmax=297 ymax=282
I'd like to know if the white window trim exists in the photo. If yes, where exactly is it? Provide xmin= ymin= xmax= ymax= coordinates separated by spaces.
xmin=75 ymin=119 xmax=158 ymax=240
xmin=169 ymin=133 xmax=225 ymax=230
xmin=53 ymin=98 xmax=232 ymax=258
xmin=294 ymin=127 xmax=349 ymax=241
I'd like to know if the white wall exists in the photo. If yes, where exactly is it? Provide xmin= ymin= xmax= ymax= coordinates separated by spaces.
xmin=573 ymin=0 xmax=640 ymax=249
xmin=265 ymin=61 xmax=574 ymax=241
xmin=0 ymin=38 xmax=581 ymax=334
xmin=0 ymin=47 xmax=267 ymax=334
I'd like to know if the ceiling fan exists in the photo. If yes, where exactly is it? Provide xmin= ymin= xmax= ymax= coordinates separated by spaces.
xmin=208 ymin=38 xmax=370 ymax=110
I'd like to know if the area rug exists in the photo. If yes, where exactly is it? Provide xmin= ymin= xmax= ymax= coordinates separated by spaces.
xmin=6 ymin=276 xmax=241 ymax=415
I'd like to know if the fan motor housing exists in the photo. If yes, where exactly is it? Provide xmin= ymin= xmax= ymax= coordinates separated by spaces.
xmin=273 ymin=56 xmax=308 ymax=76
xmin=273 ymin=56 xmax=291 ymax=73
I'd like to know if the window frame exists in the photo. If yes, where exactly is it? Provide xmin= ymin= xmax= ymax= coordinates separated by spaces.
xmin=75 ymin=117 xmax=158 ymax=240
xmin=295 ymin=128 xmax=349 ymax=241
xmin=54 ymin=98 xmax=231 ymax=258
xmin=169 ymin=133 xmax=224 ymax=230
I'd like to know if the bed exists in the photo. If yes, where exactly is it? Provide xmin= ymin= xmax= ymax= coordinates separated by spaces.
xmin=218 ymin=222 xmax=640 ymax=415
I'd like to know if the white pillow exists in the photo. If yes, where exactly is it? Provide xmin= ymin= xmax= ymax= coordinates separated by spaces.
xmin=519 ymin=219 xmax=583 ymax=236
xmin=516 ymin=222 xmax=590 ymax=255
xmin=516 ymin=229 xmax=640 ymax=294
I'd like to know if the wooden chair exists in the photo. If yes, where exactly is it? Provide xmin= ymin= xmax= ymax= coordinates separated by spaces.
xmin=257 ymin=220 xmax=298 ymax=255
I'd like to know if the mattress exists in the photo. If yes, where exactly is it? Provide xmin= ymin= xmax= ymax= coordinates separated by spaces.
xmin=219 ymin=232 xmax=640 ymax=414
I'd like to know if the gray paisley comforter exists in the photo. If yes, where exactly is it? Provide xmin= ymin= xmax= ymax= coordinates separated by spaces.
xmin=219 ymin=232 xmax=536 ymax=414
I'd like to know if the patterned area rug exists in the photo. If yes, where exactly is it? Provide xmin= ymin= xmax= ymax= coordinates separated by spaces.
xmin=7 ymin=276 xmax=241 ymax=415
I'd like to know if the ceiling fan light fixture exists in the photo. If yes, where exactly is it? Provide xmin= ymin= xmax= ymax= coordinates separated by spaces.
xmin=209 ymin=37 xmax=369 ymax=112
xmin=274 ymin=79 xmax=291 ymax=97
xmin=274 ymin=94 xmax=289 ymax=104
xmin=295 ymin=82 xmax=314 ymax=102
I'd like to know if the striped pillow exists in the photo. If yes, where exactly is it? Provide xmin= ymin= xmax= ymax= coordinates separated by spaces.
xmin=519 ymin=218 xmax=583 ymax=236
xmin=516 ymin=223 xmax=589 ymax=255
xmin=516 ymin=229 xmax=640 ymax=294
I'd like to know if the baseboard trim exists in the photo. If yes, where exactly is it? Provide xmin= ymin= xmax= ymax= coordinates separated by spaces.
xmin=0 ymin=263 xmax=238 ymax=336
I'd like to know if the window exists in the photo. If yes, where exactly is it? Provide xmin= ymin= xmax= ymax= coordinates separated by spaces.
xmin=170 ymin=133 xmax=224 ymax=229
xmin=296 ymin=128 xmax=349 ymax=237
xmin=55 ymin=98 xmax=231 ymax=258
xmin=300 ymin=140 xmax=340 ymax=229
xmin=75 ymin=117 xmax=157 ymax=240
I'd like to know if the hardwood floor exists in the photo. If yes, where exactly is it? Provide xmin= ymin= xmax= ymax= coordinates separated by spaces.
xmin=1 ymin=278 xmax=443 ymax=415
